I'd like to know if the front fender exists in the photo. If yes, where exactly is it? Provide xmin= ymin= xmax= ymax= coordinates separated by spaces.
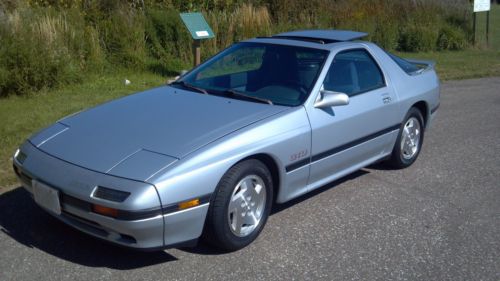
xmin=149 ymin=106 xmax=311 ymax=207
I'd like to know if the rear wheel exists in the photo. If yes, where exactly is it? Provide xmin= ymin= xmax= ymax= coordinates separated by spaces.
xmin=388 ymin=107 xmax=425 ymax=168
xmin=204 ymin=159 xmax=273 ymax=251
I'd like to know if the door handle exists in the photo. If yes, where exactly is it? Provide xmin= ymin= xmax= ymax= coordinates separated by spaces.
xmin=382 ymin=96 xmax=392 ymax=104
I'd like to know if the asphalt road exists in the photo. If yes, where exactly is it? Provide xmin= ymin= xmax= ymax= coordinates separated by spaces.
xmin=1 ymin=77 xmax=499 ymax=281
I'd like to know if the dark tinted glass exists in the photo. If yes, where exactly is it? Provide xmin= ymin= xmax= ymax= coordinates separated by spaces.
xmin=324 ymin=49 xmax=385 ymax=96
xmin=386 ymin=52 xmax=421 ymax=74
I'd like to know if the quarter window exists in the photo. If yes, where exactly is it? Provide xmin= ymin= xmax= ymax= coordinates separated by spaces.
xmin=323 ymin=49 xmax=385 ymax=96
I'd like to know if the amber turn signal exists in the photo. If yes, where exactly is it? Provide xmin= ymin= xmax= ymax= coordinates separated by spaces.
xmin=178 ymin=199 xmax=200 ymax=210
xmin=92 ymin=204 xmax=119 ymax=218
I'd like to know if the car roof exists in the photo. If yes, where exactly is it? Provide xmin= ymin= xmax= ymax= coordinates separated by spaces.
xmin=242 ymin=29 xmax=369 ymax=50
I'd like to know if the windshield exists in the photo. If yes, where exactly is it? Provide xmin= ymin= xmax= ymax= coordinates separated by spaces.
xmin=178 ymin=42 xmax=328 ymax=106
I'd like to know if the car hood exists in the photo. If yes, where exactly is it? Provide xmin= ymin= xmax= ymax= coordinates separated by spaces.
xmin=29 ymin=86 xmax=287 ymax=180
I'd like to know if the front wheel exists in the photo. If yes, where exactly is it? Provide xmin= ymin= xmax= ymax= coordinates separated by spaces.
xmin=388 ymin=107 xmax=425 ymax=169
xmin=204 ymin=159 xmax=273 ymax=251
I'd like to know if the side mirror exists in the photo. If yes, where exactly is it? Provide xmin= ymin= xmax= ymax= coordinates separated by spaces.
xmin=314 ymin=90 xmax=350 ymax=108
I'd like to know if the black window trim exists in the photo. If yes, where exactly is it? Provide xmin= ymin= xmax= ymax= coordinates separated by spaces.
xmin=324 ymin=47 xmax=387 ymax=98
xmin=384 ymin=50 xmax=423 ymax=76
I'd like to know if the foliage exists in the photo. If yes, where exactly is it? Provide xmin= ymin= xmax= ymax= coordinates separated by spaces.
xmin=437 ymin=25 xmax=468 ymax=51
xmin=0 ymin=0 xmax=475 ymax=97
xmin=144 ymin=8 xmax=192 ymax=75
xmin=0 ymin=6 xmax=104 ymax=96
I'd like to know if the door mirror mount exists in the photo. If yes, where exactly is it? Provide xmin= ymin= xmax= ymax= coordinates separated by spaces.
xmin=314 ymin=90 xmax=350 ymax=108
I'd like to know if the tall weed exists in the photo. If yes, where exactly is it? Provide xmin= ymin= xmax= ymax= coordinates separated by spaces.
xmin=0 ymin=8 xmax=101 ymax=96
xmin=96 ymin=4 xmax=147 ymax=68
xmin=0 ymin=0 xmax=473 ymax=97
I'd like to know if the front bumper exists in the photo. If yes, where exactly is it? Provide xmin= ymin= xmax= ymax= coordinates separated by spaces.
xmin=13 ymin=142 xmax=209 ymax=250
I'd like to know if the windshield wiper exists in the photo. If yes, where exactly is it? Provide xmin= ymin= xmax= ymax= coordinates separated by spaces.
xmin=171 ymin=81 xmax=208 ymax=95
xmin=223 ymin=89 xmax=273 ymax=105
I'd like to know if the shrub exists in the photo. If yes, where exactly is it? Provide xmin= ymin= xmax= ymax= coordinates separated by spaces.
xmin=0 ymin=0 xmax=473 ymax=97
xmin=96 ymin=4 xmax=147 ymax=68
xmin=144 ymin=8 xmax=192 ymax=75
xmin=398 ymin=23 xmax=440 ymax=52
xmin=437 ymin=24 xmax=468 ymax=50
xmin=233 ymin=3 xmax=271 ymax=41
xmin=205 ymin=4 xmax=271 ymax=58
xmin=0 ymin=9 xmax=84 ymax=96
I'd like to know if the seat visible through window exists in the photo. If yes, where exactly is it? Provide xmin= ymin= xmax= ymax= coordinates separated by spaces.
xmin=324 ymin=49 xmax=385 ymax=96
xmin=324 ymin=60 xmax=360 ymax=95
xmin=247 ymin=47 xmax=300 ymax=91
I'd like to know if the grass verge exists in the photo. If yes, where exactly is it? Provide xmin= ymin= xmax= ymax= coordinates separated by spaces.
xmin=398 ymin=49 xmax=500 ymax=81
xmin=1 ymin=49 xmax=498 ymax=191
xmin=0 ymin=4 xmax=499 ymax=190
xmin=0 ymin=70 xmax=164 ymax=191
xmin=399 ymin=5 xmax=500 ymax=81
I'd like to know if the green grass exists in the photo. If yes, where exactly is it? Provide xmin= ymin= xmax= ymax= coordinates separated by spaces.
xmin=0 ymin=70 xmax=165 ymax=191
xmin=398 ymin=4 xmax=500 ymax=81
xmin=398 ymin=49 xmax=500 ymax=80
xmin=1 ymin=5 xmax=499 ymax=191
xmin=1 ymin=50 xmax=498 ymax=191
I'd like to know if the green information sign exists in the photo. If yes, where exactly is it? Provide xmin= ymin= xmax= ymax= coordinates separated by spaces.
xmin=180 ymin=12 xmax=215 ymax=40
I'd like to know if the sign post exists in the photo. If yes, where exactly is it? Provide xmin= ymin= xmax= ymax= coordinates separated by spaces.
xmin=193 ymin=39 xmax=201 ymax=67
xmin=180 ymin=13 xmax=215 ymax=67
xmin=486 ymin=9 xmax=490 ymax=45
xmin=473 ymin=0 xmax=491 ymax=46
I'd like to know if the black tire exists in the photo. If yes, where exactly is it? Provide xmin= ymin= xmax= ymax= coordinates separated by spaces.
xmin=388 ymin=107 xmax=425 ymax=169
xmin=204 ymin=159 xmax=273 ymax=251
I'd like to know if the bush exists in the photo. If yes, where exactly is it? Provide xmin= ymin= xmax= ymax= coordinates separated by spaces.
xmin=205 ymin=4 xmax=272 ymax=59
xmin=144 ymin=8 xmax=192 ymax=73
xmin=96 ymin=4 xmax=147 ymax=68
xmin=0 ymin=8 xmax=87 ymax=96
xmin=437 ymin=24 xmax=468 ymax=50
xmin=0 ymin=0 xmax=473 ymax=97
xmin=398 ymin=23 xmax=440 ymax=52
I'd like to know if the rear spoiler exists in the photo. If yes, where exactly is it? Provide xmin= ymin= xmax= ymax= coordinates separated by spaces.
xmin=405 ymin=59 xmax=436 ymax=75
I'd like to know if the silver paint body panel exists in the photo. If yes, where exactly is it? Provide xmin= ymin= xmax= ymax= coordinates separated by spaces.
xmin=14 ymin=35 xmax=440 ymax=249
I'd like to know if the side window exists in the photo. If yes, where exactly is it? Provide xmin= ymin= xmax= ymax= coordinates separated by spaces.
xmin=324 ymin=49 xmax=385 ymax=96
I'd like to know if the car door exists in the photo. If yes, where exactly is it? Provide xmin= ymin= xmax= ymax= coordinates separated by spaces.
xmin=306 ymin=48 xmax=400 ymax=190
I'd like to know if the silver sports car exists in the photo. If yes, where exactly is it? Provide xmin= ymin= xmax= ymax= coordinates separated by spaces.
xmin=13 ymin=30 xmax=439 ymax=251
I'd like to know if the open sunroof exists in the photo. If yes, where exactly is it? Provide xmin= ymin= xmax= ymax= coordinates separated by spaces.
xmin=272 ymin=30 xmax=368 ymax=44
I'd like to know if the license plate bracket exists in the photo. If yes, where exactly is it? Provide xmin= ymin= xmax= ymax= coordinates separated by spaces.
xmin=32 ymin=180 xmax=61 ymax=215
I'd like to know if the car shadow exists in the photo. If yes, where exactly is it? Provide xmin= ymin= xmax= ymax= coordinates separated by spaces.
xmin=366 ymin=161 xmax=395 ymax=171
xmin=270 ymin=169 xmax=370 ymax=215
xmin=181 ymin=169 xmax=370 ymax=256
xmin=0 ymin=187 xmax=177 ymax=269
xmin=1 ymin=169 xmax=371 ymax=261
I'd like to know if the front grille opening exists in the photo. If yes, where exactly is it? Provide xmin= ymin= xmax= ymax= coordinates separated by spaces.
xmin=61 ymin=194 xmax=92 ymax=212
xmin=63 ymin=211 xmax=101 ymax=227
xmin=62 ymin=211 xmax=109 ymax=237
xmin=118 ymin=234 xmax=137 ymax=244
xmin=62 ymin=211 xmax=137 ymax=245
